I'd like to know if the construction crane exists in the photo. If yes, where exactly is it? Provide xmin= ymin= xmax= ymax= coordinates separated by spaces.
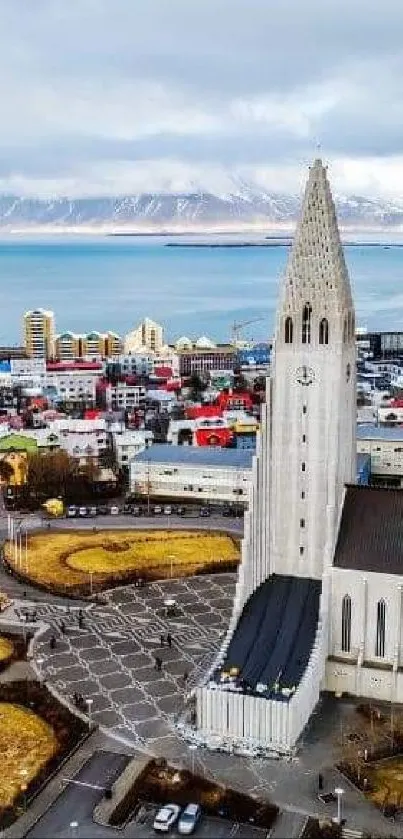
xmin=231 ymin=317 xmax=265 ymax=346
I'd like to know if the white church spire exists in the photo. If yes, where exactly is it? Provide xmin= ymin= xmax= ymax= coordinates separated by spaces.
xmin=270 ymin=159 xmax=356 ymax=579
xmin=279 ymin=159 xmax=354 ymax=350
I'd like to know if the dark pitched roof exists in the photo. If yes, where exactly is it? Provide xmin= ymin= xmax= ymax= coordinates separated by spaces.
xmin=333 ymin=485 xmax=403 ymax=575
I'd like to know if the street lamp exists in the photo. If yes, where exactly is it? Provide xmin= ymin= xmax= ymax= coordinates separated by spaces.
xmin=167 ymin=554 xmax=176 ymax=579
xmin=334 ymin=787 xmax=344 ymax=825
xmin=20 ymin=769 xmax=29 ymax=812
xmin=85 ymin=697 xmax=94 ymax=726
xmin=188 ymin=743 xmax=197 ymax=775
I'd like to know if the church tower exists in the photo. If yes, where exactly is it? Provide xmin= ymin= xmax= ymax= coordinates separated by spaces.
xmin=270 ymin=159 xmax=356 ymax=579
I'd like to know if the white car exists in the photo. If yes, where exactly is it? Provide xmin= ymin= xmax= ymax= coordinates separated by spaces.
xmin=78 ymin=506 xmax=87 ymax=517
xmin=178 ymin=803 xmax=201 ymax=835
xmin=153 ymin=804 xmax=181 ymax=833
xmin=110 ymin=505 xmax=120 ymax=515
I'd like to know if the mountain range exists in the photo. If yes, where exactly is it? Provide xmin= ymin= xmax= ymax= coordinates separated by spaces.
xmin=0 ymin=188 xmax=403 ymax=231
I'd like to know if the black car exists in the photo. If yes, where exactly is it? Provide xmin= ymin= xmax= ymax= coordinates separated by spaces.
xmin=122 ymin=504 xmax=132 ymax=514
xmin=222 ymin=506 xmax=234 ymax=517
xmin=97 ymin=504 xmax=109 ymax=516
xmin=199 ymin=507 xmax=211 ymax=517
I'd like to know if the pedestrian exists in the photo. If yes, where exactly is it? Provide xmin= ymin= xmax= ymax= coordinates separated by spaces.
xmin=155 ymin=656 xmax=162 ymax=672
xmin=166 ymin=632 xmax=172 ymax=648
xmin=183 ymin=671 xmax=189 ymax=684
xmin=60 ymin=621 xmax=66 ymax=634
xmin=160 ymin=633 xmax=165 ymax=647
xmin=49 ymin=634 xmax=56 ymax=650
xmin=23 ymin=590 xmax=27 ymax=598
xmin=318 ymin=772 xmax=324 ymax=792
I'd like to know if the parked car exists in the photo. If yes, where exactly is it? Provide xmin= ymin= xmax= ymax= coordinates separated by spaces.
xmin=131 ymin=506 xmax=141 ymax=516
xmin=163 ymin=505 xmax=172 ymax=515
xmin=78 ymin=506 xmax=88 ymax=517
xmin=110 ymin=505 xmax=120 ymax=515
xmin=177 ymin=506 xmax=186 ymax=516
xmin=153 ymin=804 xmax=181 ymax=833
xmin=177 ymin=803 xmax=201 ymax=835
xmin=122 ymin=503 xmax=132 ymax=514
xmin=66 ymin=505 xmax=77 ymax=518
xmin=199 ymin=507 xmax=210 ymax=517
xmin=97 ymin=504 xmax=109 ymax=516
xmin=88 ymin=506 xmax=98 ymax=517
xmin=222 ymin=506 xmax=234 ymax=517
xmin=153 ymin=505 xmax=163 ymax=515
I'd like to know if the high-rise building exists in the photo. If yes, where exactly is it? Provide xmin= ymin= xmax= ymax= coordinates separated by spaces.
xmin=124 ymin=318 xmax=164 ymax=353
xmin=196 ymin=160 xmax=399 ymax=755
xmin=54 ymin=332 xmax=81 ymax=360
xmin=24 ymin=309 xmax=55 ymax=359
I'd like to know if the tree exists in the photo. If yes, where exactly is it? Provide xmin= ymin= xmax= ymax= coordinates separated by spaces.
xmin=188 ymin=373 xmax=206 ymax=401
xmin=0 ymin=460 xmax=14 ymax=485
xmin=26 ymin=451 xmax=100 ymax=504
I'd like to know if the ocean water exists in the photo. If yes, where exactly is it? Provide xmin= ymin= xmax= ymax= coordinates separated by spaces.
xmin=1 ymin=234 xmax=403 ymax=344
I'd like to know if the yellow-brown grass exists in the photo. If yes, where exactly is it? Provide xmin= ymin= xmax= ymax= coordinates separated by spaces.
xmin=5 ymin=529 xmax=239 ymax=592
xmin=0 ymin=637 xmax=14 ymax=664
xmin=0 ymin=703 xmax=58 ymax=810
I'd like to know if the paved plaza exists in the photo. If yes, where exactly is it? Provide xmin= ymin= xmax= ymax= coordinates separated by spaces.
xmin=33 ymin=573 xmax=236 ymax=758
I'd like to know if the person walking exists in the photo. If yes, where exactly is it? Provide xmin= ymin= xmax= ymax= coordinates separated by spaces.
xmin=166 ymin=632 xmax=172 ymax=648
xmin=160 ymin=633 xmax=165 ymax=647
xmin=155 ymin=656 xmax=162 ymax=672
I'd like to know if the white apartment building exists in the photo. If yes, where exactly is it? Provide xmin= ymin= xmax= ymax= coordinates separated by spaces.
xmin=129 ymin=444 xmax=252 ymax=505
xmin=112 ymin=429 xmax=153 ymax=469
xmin=52 ymin=418 xmax=108 ymax=463
xmin=124 ymin=318 xmax=164 ymax=354
xmin=357 ymin=425 xmax=403 ymax=484
xmin=105 ymin=382 xmax=146 ymax=411
xmin=44 ymin=371 xmax=98 ymax=404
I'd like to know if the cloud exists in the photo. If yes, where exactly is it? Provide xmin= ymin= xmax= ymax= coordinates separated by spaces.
xmin=0 ymin=0 xmax=403 ymax=197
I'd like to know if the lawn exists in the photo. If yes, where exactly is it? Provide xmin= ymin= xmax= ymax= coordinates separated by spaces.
xmin=5 ymin=529 xmax=240 ymax=595
xmin=0 ymin=702 xmax=58 ymax=812
xmin=368 ymin=757 xmax=403 ymax=809
xmin=0 ymin=637 xmax=14 ymax=665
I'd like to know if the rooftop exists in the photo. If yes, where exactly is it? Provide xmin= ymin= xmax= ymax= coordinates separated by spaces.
xmin=133 ymin=443 xmax=253 ymax=469
xmin=333 ymin=485 xmax=403 ymax=576
xmin=357 ymin=424 xmax=403 ymax=441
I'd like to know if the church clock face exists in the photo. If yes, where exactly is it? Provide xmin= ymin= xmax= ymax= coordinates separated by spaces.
xmin=295 ymin=366 xmax=315 ymax=386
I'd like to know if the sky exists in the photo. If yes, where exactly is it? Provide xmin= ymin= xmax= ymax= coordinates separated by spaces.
xmin=1 ymin=0 xmax=403 ymax=199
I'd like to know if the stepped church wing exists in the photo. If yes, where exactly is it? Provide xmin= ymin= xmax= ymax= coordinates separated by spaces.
xmin=194 ymin=160 xmax=403 ymax=756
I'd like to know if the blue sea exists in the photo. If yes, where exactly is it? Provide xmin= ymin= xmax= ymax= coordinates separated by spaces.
xmin=1 ymin=234 xmax=403 ymax=344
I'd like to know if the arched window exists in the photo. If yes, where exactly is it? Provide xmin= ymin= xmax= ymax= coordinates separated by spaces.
xmin=302 ymin=303 xmax=312 ymax=344
xmin=285 ymin=316 xmax=293 ymax=344
xmin=341 ymin=595 xmax=351 ymax=653
xmin=319 ymin=318 xmax=329 ymax=345
xmin=343 ymin=317 xmax=348 ymax=344
xmin=375 ymin=599 xmax=386 ymax=658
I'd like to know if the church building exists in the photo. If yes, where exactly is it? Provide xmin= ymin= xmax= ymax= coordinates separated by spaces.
xmin=195 ymin=159 xmax=403 ymax=755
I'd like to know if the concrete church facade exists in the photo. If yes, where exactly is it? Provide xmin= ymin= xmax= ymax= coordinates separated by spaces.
xmin=195 ymin=159 xmax=403 ymax=755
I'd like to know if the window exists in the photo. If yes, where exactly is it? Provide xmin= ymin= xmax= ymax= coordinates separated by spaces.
xmin=285 ymin=316 xmax=293 ymax=344
xmin=319 ymin=318 xmax=329 ymax=345
xmin=343 ymin=317 xmax=348 ymax=343
xmin=299 ymin=546 xmax=304 ymax=556
xmin=300 ymin=518 xmax=305 ymax=528
xmin=341 ymin=595 xmax=351 ymax=653
xmin=302 ymin=405 xmax=307 ymax=414
xmin=302 ymin=434 xmax=306 ymax=442
xmin=301 ymin=491 xmax=305 ymax=499
xmin=375 ymin=599 xmax=386 ymax=657
xmin=302 ymin=303 xmax=312 ymax=344
xmin=301 ymin=462 xmax=306 ymax=472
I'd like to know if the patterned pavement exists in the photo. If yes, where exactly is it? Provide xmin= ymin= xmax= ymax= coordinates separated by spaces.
xmin=33 ymin=573 xmax=236 ymax=755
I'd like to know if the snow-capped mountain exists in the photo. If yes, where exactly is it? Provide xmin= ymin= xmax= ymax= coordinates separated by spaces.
xmin=0 ymin=190 xmax=402 ymax=230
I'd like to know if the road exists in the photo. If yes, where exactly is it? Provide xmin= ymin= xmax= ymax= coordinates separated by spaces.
xmin=27 ymin=750 xmax=266 ymax=839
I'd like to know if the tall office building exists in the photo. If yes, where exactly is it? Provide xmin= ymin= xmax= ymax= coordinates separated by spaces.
xmin=24 ymin=309 xmax=55 ymax=359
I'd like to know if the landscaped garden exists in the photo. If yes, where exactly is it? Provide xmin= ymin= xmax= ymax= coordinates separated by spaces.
xmin=338 ymin=702 xmax=403 ymax=818
xmin=0 ymin=681 xmax=88 ymax=828
xmin=5 ymin=529 xmax=240 ymax=596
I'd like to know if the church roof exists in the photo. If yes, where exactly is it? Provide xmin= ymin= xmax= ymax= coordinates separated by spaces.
xmin=282 ymin=158 xmax=353 ymax=311
xmin=333 ymin=485 xmax=403 ymax=575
